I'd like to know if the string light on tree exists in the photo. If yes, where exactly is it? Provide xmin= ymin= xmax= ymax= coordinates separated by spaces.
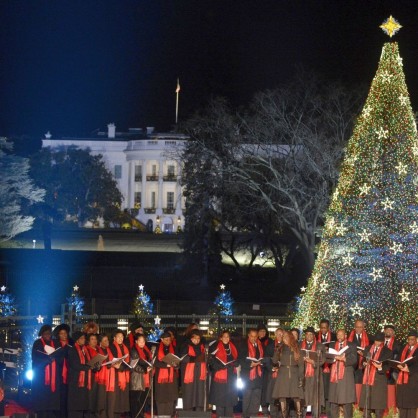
xmin=319 ymin=281 xmax=330 ymax=293
xmin=293 ymin=17 xmax=417 ymax=340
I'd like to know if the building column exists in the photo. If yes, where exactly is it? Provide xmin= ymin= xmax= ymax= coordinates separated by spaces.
xmin=176 ymin=162 xmax=182 ymax=213
xmin=157 ymin=158 xmax=163 ymax=215
xmin=129 ymin=161 xmax=135 ymax=208
xmin=140 ymin=161 xmax=146 ymax=214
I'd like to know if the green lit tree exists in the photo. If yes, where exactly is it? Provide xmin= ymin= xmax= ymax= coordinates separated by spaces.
xmin=293 ymin=22 xmax=417 ymax=340
xmin=132 ymin=284 xmax=153 ymax=327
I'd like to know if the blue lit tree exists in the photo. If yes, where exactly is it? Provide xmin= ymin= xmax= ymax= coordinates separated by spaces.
xmin=208 ymin=284 xmax=234 ymax=336
xmin=67 ymin=285 xmax=85 ymax=320
xmin=148 ymin=315 xmax=164 ymax=342
xmin=0 ymin=285 xmax=17 ymax=317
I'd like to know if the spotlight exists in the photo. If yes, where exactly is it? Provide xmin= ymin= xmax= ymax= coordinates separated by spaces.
xmin=25 ymin=369 xmax=34 ymax=381
xmin=236 ymin=377 xmax=244 ymax=389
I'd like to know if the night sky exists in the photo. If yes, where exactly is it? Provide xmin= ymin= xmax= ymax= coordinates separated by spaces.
xmin=1 ymin=1 xmax=418 ymax=143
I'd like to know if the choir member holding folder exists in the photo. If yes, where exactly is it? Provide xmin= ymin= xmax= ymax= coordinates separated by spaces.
xmin=154 ymin=331 xmax=179 ymax=416
xmin=129 ymin=334 xmax=153 ymax=418
xmin=208 ymin=330 xmax=238 ymax=418
xmin=358 ymin=332 xmax=392 ymax=418
xmin=31 ymin=324 xmax=61 ymax=418
xmin=179 ymin=330 xmax=207 ymax=411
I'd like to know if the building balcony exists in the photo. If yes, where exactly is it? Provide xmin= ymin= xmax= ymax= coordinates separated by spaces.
xmin=163 ymin=175 xmax=177 ymax=182
xmin=144 ymin=208 xmax=156 ymax=214
xmin=146 ymin=175 xmax=159 ymax=181
xmin=134 ymin=176 xmax=142 ymax=182
xmin=162 ymin=207 xmax=175 ymax=214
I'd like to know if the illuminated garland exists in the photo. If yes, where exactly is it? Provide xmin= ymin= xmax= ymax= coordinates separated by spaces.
xmin=292 ymin=42 xmax=418 ymax=341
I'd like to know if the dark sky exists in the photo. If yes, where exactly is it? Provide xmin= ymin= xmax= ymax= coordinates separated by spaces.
xmin=1 ymin=0 xmax=418 ymax=141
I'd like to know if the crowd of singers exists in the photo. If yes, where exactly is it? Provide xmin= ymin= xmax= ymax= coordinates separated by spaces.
xmin=31 ymin=319 xmax=417 ymax=418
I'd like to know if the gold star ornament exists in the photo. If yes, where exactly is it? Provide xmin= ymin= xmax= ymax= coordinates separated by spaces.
xmin=380 ymin=16 xmax=402 ymax=38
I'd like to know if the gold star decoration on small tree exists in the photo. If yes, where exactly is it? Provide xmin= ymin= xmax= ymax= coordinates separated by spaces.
xmin=380 ymin=16 xmax=402 ymax=38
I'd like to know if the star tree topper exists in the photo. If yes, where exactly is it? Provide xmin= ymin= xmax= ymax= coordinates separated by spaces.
xmin=73 ymin=285 xmax=79 ymax=292
xmin=37 ymin=315 xmax=44 ymax=324
xmin=380 ymin=16 xmax=402 ymax=38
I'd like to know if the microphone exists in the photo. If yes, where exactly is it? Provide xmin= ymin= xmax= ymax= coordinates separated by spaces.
xmin=150 ymin=345 xmax=156 ymax=358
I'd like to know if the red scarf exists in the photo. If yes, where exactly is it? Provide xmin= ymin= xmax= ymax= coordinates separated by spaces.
xmin=362 ymin=344 xmax=383 ymax=385
xmin=248 ymin=339 xmax=264 ymax=381
xmin=134 ymin=344 xmax=152 ymax=388
xmin=348 ymin=330 xmax=369 ymax=369
xmin=397 ymin=344 xmax=417 ymax=385
xmin=317 ymin=331 xmax=332 ymax=373
xmin=86 ymin=346 xmax=100 ymax=382
xmin=60 ymin=341 xmax=69 ymax=384
xmin=214 ymin=341 xmax=238 ymax=383
xmin=330 ymin=341 xmax=346 ymax=383
xmin=128 ymin=333 xmax=135 ymax=349
xmin=40 ymin=338 xmax=56 ymax=392
xmin=184 ymin=344 xmax=206 ymax=384
xmin=96 ymin=346 xmax=109 ymax=386
xmin=99 ymin=347 xmax=115 ymax=392
xmin=157 ymin=342 xmax=175 ymax=383
xmin=385 ymin=337 xmax=395 ymax=350
xmin=113 ymin=342 xmax=130 ymax=390
xmin=301 ymin=339 xmax=317 ymax=377
xmin=74 ymin=343 xmax=92 ymax=390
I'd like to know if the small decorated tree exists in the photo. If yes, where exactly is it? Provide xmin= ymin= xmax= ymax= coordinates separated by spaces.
xmin=132 ymin=284 xmax=154 ymax=327
xmin=208 ymin=284 xmax=234 ymax=336
xmin=148 ymin=315 xmax=164 ymax=342
xmin=67 ymin=285 xmax=85 ymax=322
xmin=0 ymin=285 xmax=17 ymax=317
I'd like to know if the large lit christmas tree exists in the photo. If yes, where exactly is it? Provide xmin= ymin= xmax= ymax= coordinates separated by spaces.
xmin=67 ymin=285 xmax=85 ymax=319
xmin=293 ymin=17 xmax=417 ymax=340
xmin=132 ymin=284 xmax=154 ymax=326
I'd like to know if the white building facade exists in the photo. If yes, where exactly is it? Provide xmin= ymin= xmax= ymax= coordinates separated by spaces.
xmin=42 ymin=124 xmax=188 ymax=233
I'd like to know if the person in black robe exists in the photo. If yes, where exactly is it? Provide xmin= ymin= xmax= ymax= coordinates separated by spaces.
xmin=359 ymin=332 xmax=392 ymax=418
xmin=129 ymin=333 xmax=153 ymax=418
xmin=108 ymin=329 xmax=130 ymax=418
xmin=53 ymin=323 xmax=72 ymax=418
xmin=154 ymin=331 xmax=179 ymax=416
xmin=208 ymin=330 xmax=238 ymax=418
xmin=239 ymin=328 xmax=265 ymax=418
xmin=257 ymin=324 xmax=273 ymax=415
xmin=396 ymin=329 xmax=418 ymax=418
xmin=67 ymin=331 xmax=95 ymax=418
xmin=267 ymin=328 xmax=284 ymax=418
xmin=95 ymin=334 xmax=111 ymax=418
xmin=125 ymin=322 xmax=144 ymax=350
xmin=31 ymin=324 xmax=61 ymax=418
xmin=317 ymin=319 xmax=336 ymax=417
xmin=179 ymin=330 xmax=207 ymax=411
xmin=85 ymin=333 xmax=103 ymax=418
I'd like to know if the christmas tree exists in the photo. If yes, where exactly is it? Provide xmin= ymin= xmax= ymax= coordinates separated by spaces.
xmin=148 ymin=315 xmax=164 ymax=342
xmin=0 ymin=285 xmax=17 ymax=317
xmin=208 ymin=284 xmax=234 ymax=336
xmin=132 ymin=284 xmax=154 ymax=327
xmin=67 ymin=285 xmax=85 ymax=320
xmin=293 ymin=17 xmax=417 ymax=340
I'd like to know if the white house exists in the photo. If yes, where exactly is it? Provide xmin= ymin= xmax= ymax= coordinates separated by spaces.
xmin=42 ymin=124 xmax=188 ymax=233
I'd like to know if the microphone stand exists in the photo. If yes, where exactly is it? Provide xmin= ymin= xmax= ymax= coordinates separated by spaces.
xmin=364 ymin=351 xmax=372 ymax=418
xmin=203 ymin=344 xmax=209 ymax=412
xmin=315 ymin=349 xmax=322 ymax=418
xmin=150 ymin=346 xmax=156 ymax=418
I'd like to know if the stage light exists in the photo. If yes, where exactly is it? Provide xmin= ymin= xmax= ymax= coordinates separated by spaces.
xmin=25 ymin=369 xmax=34 ymax=381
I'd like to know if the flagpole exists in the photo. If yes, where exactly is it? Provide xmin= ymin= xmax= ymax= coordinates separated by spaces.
xmin=175 ymin=78 xmax=180 ymax=125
